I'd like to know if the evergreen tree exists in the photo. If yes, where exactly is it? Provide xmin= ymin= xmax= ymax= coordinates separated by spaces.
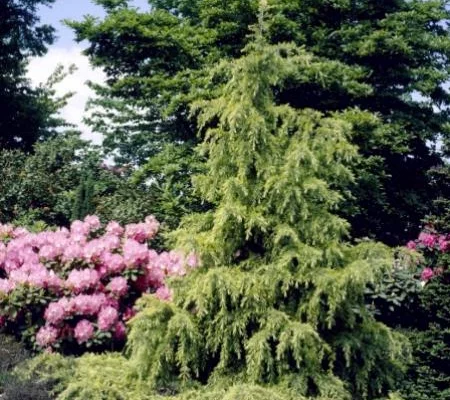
xmin=0 ymin=0 xmax=63 ymax=151
xmin=71 ymin=174 xmax=95 ymax=221
xmin=125 ymin=16 xmax=408 ymax=399
xmin=69 ymin=0 xmax=450 ymax=244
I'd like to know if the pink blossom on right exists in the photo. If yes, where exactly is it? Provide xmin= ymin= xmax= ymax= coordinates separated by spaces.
xmin=420 ymin=267 xmax=434 ymax=282
xmin=438 ymin=235 xmax=450 ymax=252
xmin=406 ymin=241 xmax=417 ymax=250
xmin=418 ymin=232 xmax=437 ymax=248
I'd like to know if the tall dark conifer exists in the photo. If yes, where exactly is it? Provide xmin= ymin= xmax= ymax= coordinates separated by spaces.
xmin=0 ymin=0 xmax=61 ymax=151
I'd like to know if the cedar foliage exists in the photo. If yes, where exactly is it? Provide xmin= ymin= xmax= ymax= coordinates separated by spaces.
xmin=125 ymin=11 xmax=408 ymax=399
xmin=25 ymin=6 xmax=409 ymax=399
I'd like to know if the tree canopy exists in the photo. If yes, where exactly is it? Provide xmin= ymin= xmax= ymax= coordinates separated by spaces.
xmin=0 ymin=0 xmax=70 ymax=151
xmin=69 ymin=0 xmax=450 ymax=244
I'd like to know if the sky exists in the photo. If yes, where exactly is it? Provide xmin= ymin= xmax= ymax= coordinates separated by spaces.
xmin=27 ymin=0 xmax=150 ymax=143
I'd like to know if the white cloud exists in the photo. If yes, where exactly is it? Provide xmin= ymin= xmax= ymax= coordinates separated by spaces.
xmin=27 ymin=46 xmax=106 ymax=144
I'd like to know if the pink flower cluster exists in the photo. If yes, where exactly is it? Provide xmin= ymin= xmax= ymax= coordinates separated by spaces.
xmin=408 ymin=231 xmax=450 ymax=253
xmin=0 ymin=216 xmax=199 ymax=351
xmin=405 ymin=229 xmax=448 ymax=285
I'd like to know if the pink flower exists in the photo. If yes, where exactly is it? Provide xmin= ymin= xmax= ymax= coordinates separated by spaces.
xmin=100 ymin=235 xmax=121 ymax=251
xmin=155 ymin=286 xmax=173 ymax=301
xmin=70 ymin=220 xmax=90 ymax=236
xmin=44 ymin=302 xmax=66 ymax=325
xmin=107 ymin=277 xmax=128 ymax=297
xmin=70 ymin=293 xmax=107 ymax=315
xmin=439 ymin=236 xmax=450 ymax=252
xmin=104 ymin=296 xmax=119 ymax=310
xmin=146 ymin=266 xmax=165 ymax=287
xmin=0 ymin=278 xmax=14 ymax=294
xmin=74 ymin=320 xmax=95 ymax=344
xmin=97 ymin=306 xmax=119 ymax=331
xmin=113 ymin=321 xmax=127 ymax=340
xmin=124 ymin=216 xmax=159 ymax=243
xmin=406 ymin=241 xmax=417 ymax=250
xmin=46 ymin=271 xmax=63 ymax=291
xmin=12 ymin=227 xmax=29 ymax=238
xmin=83 ymin=239 xmax=106 ymax=262
xmin=101 ymin=253 xmax=125 ymax=274
xmin=4 ymin=251 xmax=21 ymax=273
xmin=157 ymin=251 xmax=185 ymax=276
xmin=418 ymin=232 xmax=437 ymax=248
xmin=55 ymin=298 xmax=72 ymax=314
xmin=421 ymin=267 xmax=434 ymax=281
xmin=70 ymin=233 xmax=87 ymax=245
xmin=62 ymin=243 xmax=84 ymax=262
xmin=123 ymin=239 xmax=149 ymax=266
xmin=106 ymin=221 xmax=124 ymax=236
xmin=66 ymin=269 xmax=100 ymax=292
xmin=28 ymin=269 xmax=49 ymax=288
xmin=36 ymin=326 xmax=59 ymax=347
xmin=9 ymin=269 xmax=28 ymax=284
xmin=84 ymin=215 xmax=101 ymax=231
xmin=39 ymin=245 xmax=61 ymax=261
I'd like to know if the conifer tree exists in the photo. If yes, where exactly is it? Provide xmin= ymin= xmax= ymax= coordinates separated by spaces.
xmin=120 ymin=7 xmax=408 ymax=399
xmin=71 ymin=174 xmax=95 ymax=220
xmin=0 ymin=0 xmax=63 ymax=151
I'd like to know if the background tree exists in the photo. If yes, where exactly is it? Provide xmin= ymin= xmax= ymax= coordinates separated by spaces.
xmin=71 ymin=173 xmax=95 ymax=221
xmin=424 ymin=165 xmax=450 ymax=232
xmin=0 ymin=0 xmax=69 ymax=151
xmin=69 ymin=0 xmax=450 ymax=244
xmin=0 ymin=133 xmax=92 ymax=226
xmin=0 ymin=132 xmax=196 ymax=233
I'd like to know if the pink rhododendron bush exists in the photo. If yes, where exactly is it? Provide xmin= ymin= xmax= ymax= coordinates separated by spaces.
xmin=406 ymin=227 xmax=450 ymax=284
xmin=0 ymin=215 xmax=198 ymax=354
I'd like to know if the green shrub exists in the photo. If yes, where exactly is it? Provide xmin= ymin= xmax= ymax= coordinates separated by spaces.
xmin=399 ymin=274 xmax=450 ymax=400
xmin=371 ymin=230 xmax=450 ymax=400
